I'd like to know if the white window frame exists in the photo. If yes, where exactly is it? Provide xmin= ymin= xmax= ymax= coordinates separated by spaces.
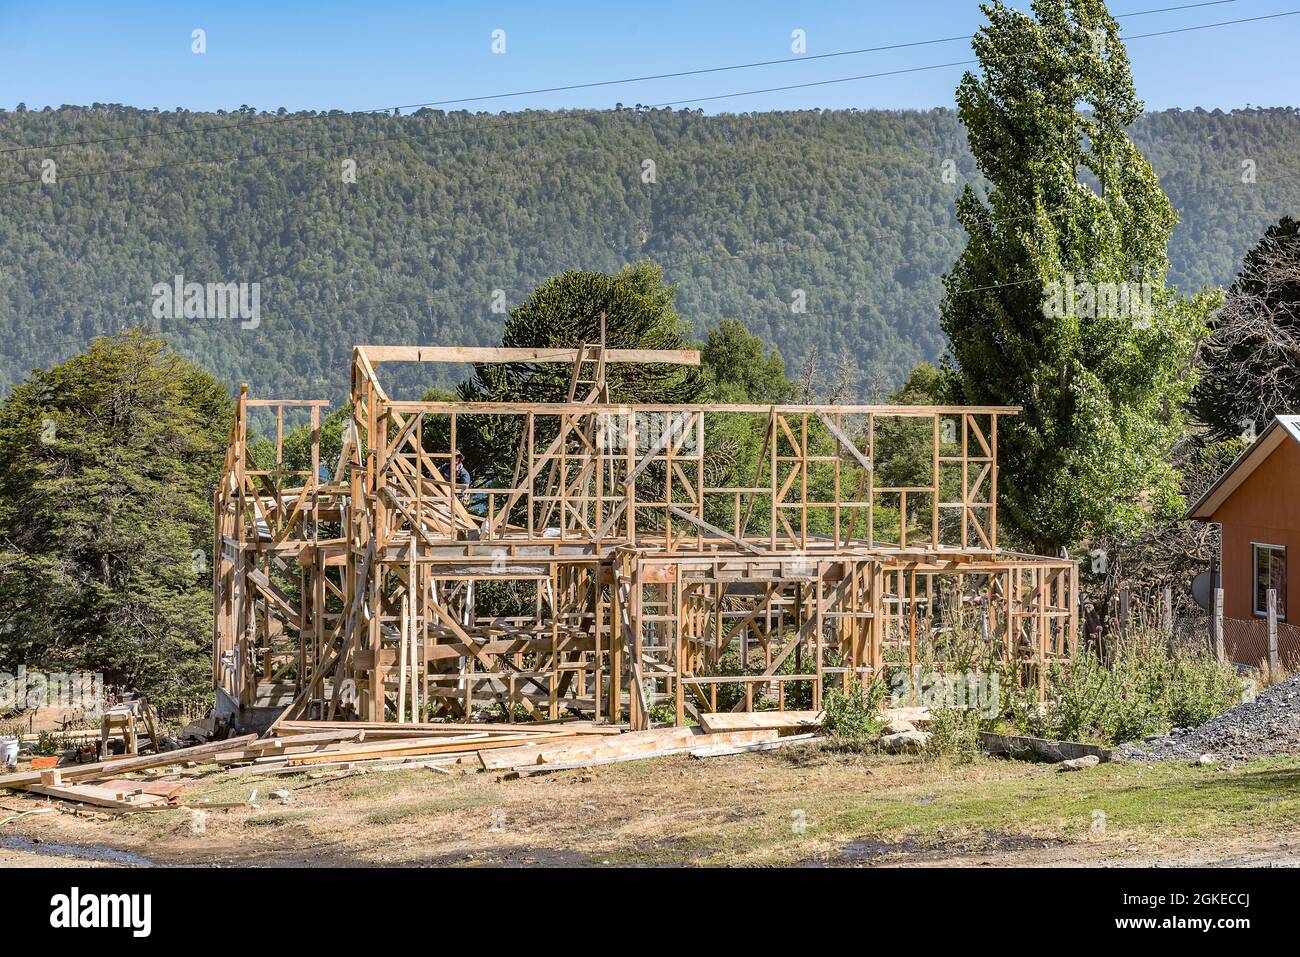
xmin=1252 ymin=542 xmax=1287 ymax=620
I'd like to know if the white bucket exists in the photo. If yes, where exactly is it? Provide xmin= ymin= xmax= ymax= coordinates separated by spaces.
xmin=0 ymin=736 xmax=18 ymax=768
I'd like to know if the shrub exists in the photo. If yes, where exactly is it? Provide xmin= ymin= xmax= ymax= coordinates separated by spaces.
xmin=822 ymin=679 xmax=887 ymax=742
xmin=924 ymin=707 xmax=982 ymax=762
xmin=30 ymin=729 xmax=67 ymax=756
xmin=1165 ymin=652 xmax=1243 ymax=728
xmin=648 ymin=702 xmax=678 ymax=725
xmin=1013 ymin=629 xmax=1242 ymax=745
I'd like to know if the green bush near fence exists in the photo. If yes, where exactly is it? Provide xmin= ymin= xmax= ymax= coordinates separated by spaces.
xmin=1006 ymin=630 xmax=1242 ymax=745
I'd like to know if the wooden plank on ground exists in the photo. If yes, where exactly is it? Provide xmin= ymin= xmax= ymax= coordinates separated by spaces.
xmin=479 ymin=727 xmax=695 ymax=770
xmin=481 ymin=727 xmax=779 ymax=770
xmin=96 ymin=779 xmax=189 ymax=800
xmin=882 ymin=707 xmax=933 ymax=727
xmin=690 ymin=732 xmax=821 ymax=758
xmin=0 ymin=735 xmax=257 ymax=790
xmin=23 ymin=783 xmax=173 ymax=812
xmin=697 ymin=711 xmax=824 ymax=733
xmin=243 ymin=730 xmax=366 ymax=750
xmin=508 ymin=748 xmax=698 ymax=775
xmin=271 ymin=720 xmax=614 ymax=737
xmin=227 ymin=754 xmax=463 ymax=777
xmin=276 ymin=732 xmax=580 ymax=767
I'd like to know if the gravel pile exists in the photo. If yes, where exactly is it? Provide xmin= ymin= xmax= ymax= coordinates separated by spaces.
xmin=1115 ymin=673 xmax=1300 ymax=763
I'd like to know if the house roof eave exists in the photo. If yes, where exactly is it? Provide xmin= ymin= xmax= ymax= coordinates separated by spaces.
xmin=1186 ymin=417 xmax=1298 ymax=521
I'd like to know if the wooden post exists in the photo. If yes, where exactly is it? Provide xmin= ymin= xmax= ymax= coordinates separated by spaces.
xmin=1037 ymin=568 xmax=1048 ymax=702
xmin=814 ymin=562 xmax=826 ymax=710
xmin=397 ymin=593 xmax=408 ymax=723
xmin=610 ymin=572 xmax=622 ymax=725
xmin=409 ymin=542 xmax=419 ymax=722
xmin=1068 ymin=561 xmax=1079 ymax=658
xmin=1268 ymin=587 xmax=1279 ymax=676
xmin=593 ymin=570 xmax=604 ymax=723
xmin=908 ymin=568 xmax=917 ymax=703
xmin=631 ymin=562 xmax=646 ymax=731
xmin=1213 ymin=586 xmax=1224 ymax=664
xmin=870 ymin=562 xmax=884 ymax=675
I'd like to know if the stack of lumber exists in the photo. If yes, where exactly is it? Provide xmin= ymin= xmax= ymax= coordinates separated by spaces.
xmin=226 ymin=712 xmax=827 ymax=777
xmin=488 ymin=726 xmax=775 ymax=774
xmin=1 ymin=713 xmax=831 ymax=810
xmin=0 ymin=735 xmax=257 ymax=813
xmin=487 ymin=710 xmax=828 ymax=774
xmin=220 ymin=721 xmax=623 ymax=775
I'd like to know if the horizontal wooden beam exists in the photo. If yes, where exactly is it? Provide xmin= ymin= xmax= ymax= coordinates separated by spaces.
xmin=384 ymin=401 xmax=1021 ymax=415
xmin=244 ymin=398 xmax=332 ymax=407
xmin=357 ymin=346 xmax=701 ymax=366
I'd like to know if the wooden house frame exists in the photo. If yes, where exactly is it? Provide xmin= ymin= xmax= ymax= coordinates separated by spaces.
xmin=213 ymin=345 xmax=1077 ymax=729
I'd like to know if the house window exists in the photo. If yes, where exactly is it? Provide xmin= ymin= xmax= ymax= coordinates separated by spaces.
xmin=1253 ymin=543 xmax=1287 ymax=620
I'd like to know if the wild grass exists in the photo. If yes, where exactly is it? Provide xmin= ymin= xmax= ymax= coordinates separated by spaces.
xmin=923 ymin=707 xmax=983 ymax=762
xmin=1003 ymin=627 xmax=1242 ymax=745
xmin=1255 ymin=658 xmax=1293 ymax=689
xmin=877 ymin=607 xmax=1242 ymax=750
xmin=821 ymin=679 xmax=888 ymax=748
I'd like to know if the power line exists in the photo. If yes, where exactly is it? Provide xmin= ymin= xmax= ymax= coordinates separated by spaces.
xmin=5 ymin=5 xmax=1291 ymax=194
xmin=0 ymin=0 xmax=1239 ymax=158
xmin=1 ymin=2 xmax=1289 ymax=314
xmin=1117 ymin=0 xmax=1238 ymax=12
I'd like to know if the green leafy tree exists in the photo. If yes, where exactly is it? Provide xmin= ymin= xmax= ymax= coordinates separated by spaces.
xmin=463 ymin=263 xmax=701 ymax=404
xmin=699 ymin=318 xmax=795 ymax=404
xmin=697 ymin=318 xmax=797 ymax=532
xmin=0 ymin=329 xmax=232 ymax=712
xmin=940 ymin=0 xmax=1217 ymax=554
xmin=875 ymin=362 xmax=944 ymax=491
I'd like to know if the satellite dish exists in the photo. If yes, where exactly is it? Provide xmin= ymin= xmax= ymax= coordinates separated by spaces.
xmin=1191 ymin=569 xmax=1220 ymax=611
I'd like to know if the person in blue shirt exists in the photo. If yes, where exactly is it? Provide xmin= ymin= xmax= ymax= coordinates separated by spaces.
xmin=442 ymin=451 xmax=471 ymax=493
xmin=441 ymin=452 xmax=484 ymax=514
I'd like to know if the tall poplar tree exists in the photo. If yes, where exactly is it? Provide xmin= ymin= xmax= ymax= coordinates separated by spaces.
xmin=940 ymin=0 xmax=1217 ymax=554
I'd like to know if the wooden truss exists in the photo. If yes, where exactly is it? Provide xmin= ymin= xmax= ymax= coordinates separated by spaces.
xmin=213 ymin=345 xmax=1078 ymax=729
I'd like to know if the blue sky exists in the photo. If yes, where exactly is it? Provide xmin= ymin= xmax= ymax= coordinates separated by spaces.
xmin=1 ymin=0 xmax=1296 ymax=114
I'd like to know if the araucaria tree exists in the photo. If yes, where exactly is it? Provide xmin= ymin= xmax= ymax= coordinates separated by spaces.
xmin=940 ymin=0 xmax=1217 ymax=555
xmin=1189 ymin=216 xmax=1300 ymax=443
xmin=455 ymin=263 xmax=703 ymax=485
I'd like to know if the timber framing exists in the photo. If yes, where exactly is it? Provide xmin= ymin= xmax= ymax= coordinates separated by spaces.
xmin=214 ymin=344 xmax=1077 ymax=730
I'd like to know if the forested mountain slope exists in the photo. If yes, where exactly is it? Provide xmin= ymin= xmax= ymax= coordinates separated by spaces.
xmin=1 ymin=105 xmax=1296 ymax=401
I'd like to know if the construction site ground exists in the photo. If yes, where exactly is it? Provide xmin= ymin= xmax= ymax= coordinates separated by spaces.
xmin=5 ymin=745 xmax=1300 ymax=867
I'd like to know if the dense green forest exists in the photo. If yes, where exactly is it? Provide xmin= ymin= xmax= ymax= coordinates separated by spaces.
xmin=1 ymin=104 xmax=1297 ymax=403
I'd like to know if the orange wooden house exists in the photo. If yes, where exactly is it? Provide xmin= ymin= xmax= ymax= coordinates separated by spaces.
xmin=1189 ymin=415 xmax=1299 ymax=668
